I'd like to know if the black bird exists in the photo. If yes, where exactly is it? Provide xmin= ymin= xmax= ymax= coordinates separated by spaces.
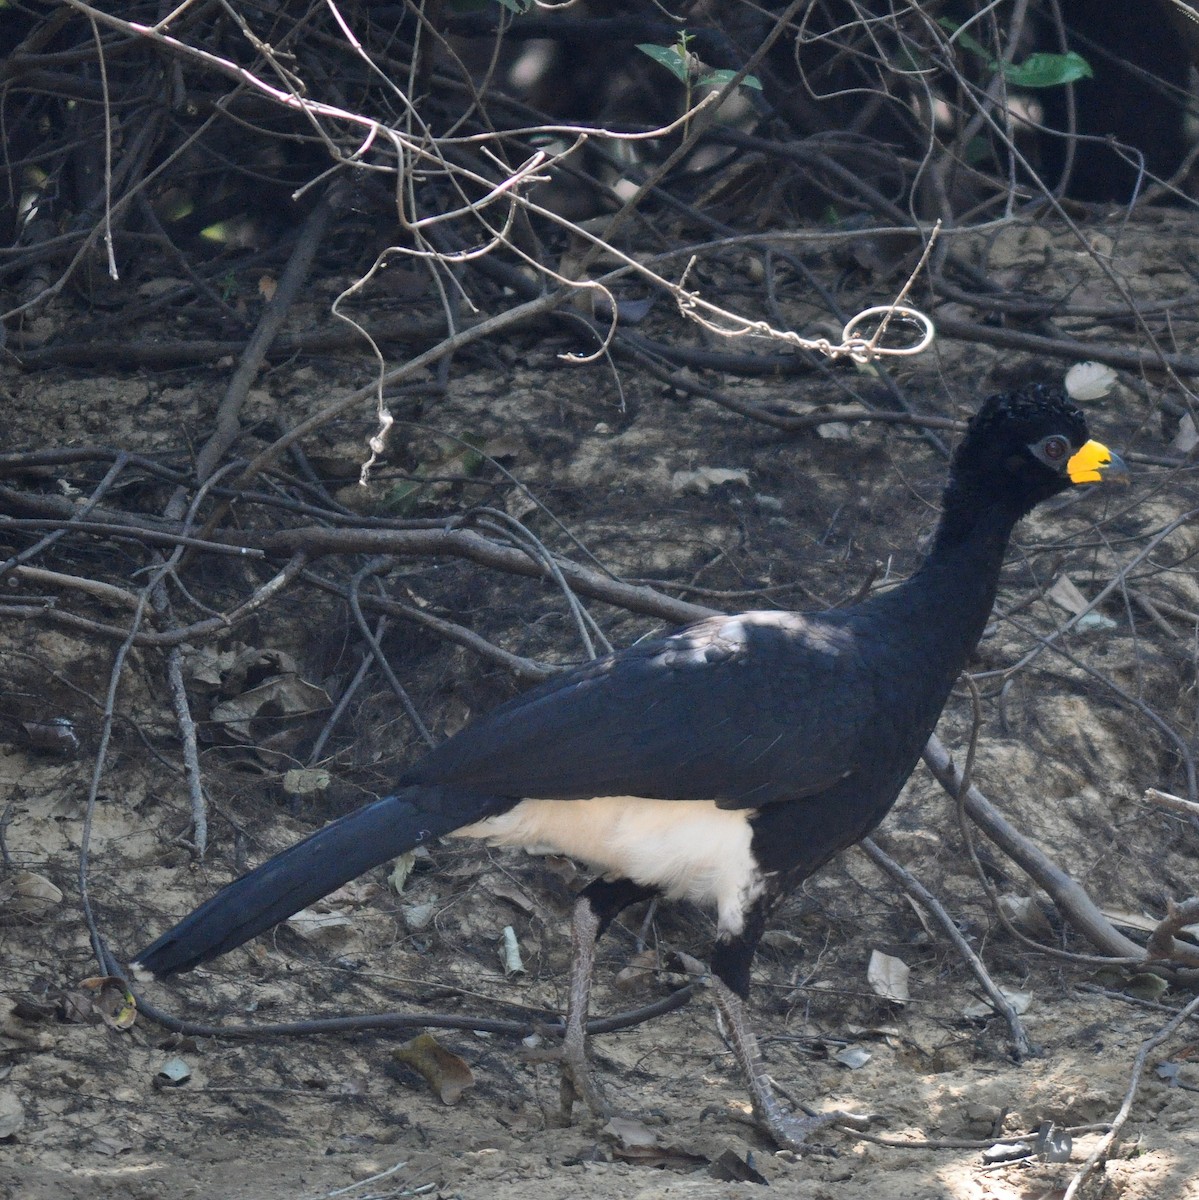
xmin=134 ymin=384 xmax=1126 ymax=1147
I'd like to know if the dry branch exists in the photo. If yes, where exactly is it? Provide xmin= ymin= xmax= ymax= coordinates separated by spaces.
xmin=922 ymin=734 xmax=1149 ymax=962
xmin=1 ymin=9 xmax=1196 ymax=1176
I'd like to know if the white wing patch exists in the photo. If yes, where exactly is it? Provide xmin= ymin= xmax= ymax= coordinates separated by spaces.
xmin=453 ymin=796 xmax=764 ymax=937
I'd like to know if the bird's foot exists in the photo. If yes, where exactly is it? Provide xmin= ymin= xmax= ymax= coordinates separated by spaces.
xmin=754 ymin=1099 xmax=875 ymax=1150
xmin=557 ymin=1038 xmax=611 ymax=1125
xmin=700 ymin=969 xmax=876 ymax=1150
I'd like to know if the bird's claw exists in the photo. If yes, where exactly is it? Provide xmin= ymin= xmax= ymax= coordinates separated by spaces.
xmin=557 ymin=1040 xmax=611 ymax=1124
xmin=758 ymin=1104 xmax=876 ymax=1149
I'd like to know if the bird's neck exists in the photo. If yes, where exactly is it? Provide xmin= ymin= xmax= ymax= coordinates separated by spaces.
xmin=927 ymin=489 xmax=1024 ymax=571
xmin=863 ymin=498 xmax=1023 ymax=676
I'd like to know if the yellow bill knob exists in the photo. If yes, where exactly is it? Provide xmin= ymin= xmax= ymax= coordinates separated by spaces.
xmin=1067 ymin=439 xmax=1128 ymax=485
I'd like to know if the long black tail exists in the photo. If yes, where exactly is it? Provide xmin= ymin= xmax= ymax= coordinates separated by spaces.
xmin=132 ymin=786 xmax=504 ymax=978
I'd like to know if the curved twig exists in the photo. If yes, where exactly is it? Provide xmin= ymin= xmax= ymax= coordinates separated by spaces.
xmin=922 ymin=733 xmax=1148 ymax=962
xmin=859 ymin=836 xmax=1033 ymax=1060
xmin=1063 ymin=993 xmax=1199 ymax=1200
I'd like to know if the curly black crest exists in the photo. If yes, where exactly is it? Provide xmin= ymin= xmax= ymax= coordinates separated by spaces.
xmin=960 ymin=383 xmax=1089 ymax=465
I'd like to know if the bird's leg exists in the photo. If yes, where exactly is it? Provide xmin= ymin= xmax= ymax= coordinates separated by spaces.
xmin=559 ymin=893 xmax=608 ymax=1121
xmin=557 ymin=878 xmax=657 ymax=1124
xmin=693 ymin=938 xmax=873 ymax=1150
xmin=708 ymin=974 xmax=854 ymax=1148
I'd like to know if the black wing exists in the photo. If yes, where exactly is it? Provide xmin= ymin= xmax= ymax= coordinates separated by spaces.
xmin=401 ymin=610 xmax=872 ymax=809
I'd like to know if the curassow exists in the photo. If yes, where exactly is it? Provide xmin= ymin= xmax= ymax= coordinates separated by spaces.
xmin=134 ymin=383 xmax=1126 ymax=1147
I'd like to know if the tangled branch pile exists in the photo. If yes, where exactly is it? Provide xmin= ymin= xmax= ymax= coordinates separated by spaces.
xmin=2 ymin=1 xmax=1199 ymax=1056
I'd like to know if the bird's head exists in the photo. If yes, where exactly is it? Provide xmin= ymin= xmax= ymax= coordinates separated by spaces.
xmin=949 ymin=382 xmax=1128 ymax=519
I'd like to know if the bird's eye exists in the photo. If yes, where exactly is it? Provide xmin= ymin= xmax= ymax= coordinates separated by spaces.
xmin=1041 ymin=435 xmax=1068 ymax=461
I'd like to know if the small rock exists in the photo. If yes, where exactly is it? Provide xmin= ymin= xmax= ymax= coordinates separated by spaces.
xmin=0 ymin=1091 xmax=25 ymax=1139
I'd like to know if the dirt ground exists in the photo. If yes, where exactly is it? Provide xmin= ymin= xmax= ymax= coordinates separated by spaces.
xmin=3 ymin=214 xmax=1199 ymax=1200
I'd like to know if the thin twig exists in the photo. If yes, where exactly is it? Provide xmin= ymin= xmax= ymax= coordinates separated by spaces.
xmin=308 ymin=616 xmax=389 ymax=767
xmin=922 ymin=734 xmax=1146 ymax=962
xmin=859 ymin=836 xmax=1033 ymax=1060
xmin=1062 ymin=992 xmax=1199 ymax=1200
xmin=163 ymin=642 xmax=208 ymax=857
xmin=347 ymin=562 xmax=434 ymax=748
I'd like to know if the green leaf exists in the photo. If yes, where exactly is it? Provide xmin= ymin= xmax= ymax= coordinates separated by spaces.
xmin=636 ymin=41 xmax=689 ymax=83
xmin=937 ymin=18 xmax=992 ymax=64
xmin=1124 ymin=972 xmax=1170 ymax=1003
xmin=383 ymin=479 xmax=423 ymax=516
xmin=937 ymin=18 xmax=1092 ymax=89
xmin=963 ymin=135 xmax=991 ymax=166
xmin=700 ymin=68 xmax=763 ymax=91
xmin=1002 ymin=51 xmax=1093 ymax=88
xmin=459 ymin=432 xmax=488 ymax=476
xmin=382 ymin=434 xmax=490 ymax=515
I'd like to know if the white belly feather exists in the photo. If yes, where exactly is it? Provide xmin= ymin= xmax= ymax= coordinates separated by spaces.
xmin=452 ymin=796 xmax=764 ymax=937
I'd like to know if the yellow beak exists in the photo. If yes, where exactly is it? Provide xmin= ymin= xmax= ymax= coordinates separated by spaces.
xmin=1067 ymin=439 xmax=1129 ymax=485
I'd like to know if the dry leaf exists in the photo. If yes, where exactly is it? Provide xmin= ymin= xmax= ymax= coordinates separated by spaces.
xmin=483 ymin=434 xmax=526 ymax=462
xmin=709 ymin=1147 xmax=770 ymax=1184
xmin=209 ymin=675 xmax=331 ymax=737
xmin=1064 ymin=360 xmax=1116 ymax=400
xmin=614 ymin=948 xmax=659 ymax=992
xmin=401 ymin=901 xmax=438 ymax=931
xmin=603 ymin=1117 xmax=708 ymax=1169
xmin=902 ymin=893 xmax=937 ymax=939
xmin=59 ymin=991 xmax=93 ymax=1023
xmin=136 ymin=276 xmax=185 ymax=299
xmin=846 ymin=1022 xmax=902 ymax=1038
xmin=815 ymin=421 xmax=853 ymax=440
xmin=20 ymin=718 xmax=79 ymax=754
xmin=835 ymin=1044 xmax=872 ymax=1069
xmin=962 ymin=988 xmax=1032 ymax=1019
xmin=91 ymin=1135 xmax=133 ymax=1156
xmin=281 ymin=768 xmax=330 ymax=797
xmin=487 ymin=879 xmax=536 ymax=914
xmin=867 ymin=949 xmax=910 ymax=1004
xmin=998 ymin=894 xmax=1054 ymax=939
xmin=80 ymin=977 xmax=137 ymax=1030
xmin=393 ymin=1033 xmax=474 ymax=1105
xmin=155 ymin=1057 xmax=192 ymax=1086
xmin=387 ymin=850 xmax=418 ymax=894
xmin=182 ymin=645 xmax=240 ymax=691
xmin=286 ymin=907 xmax=353 ymax=944
xmin=981 ymin=1139 xmax=1033 ymax=1165
xmin=325 ymin=879 xmax=378 ymax=906
xmin=1124 ymin=973 xmax=1170 ymax=1002
xmin=1172 ymin=413 xmax=1199 ymax=455
xmin=1047 ymin=574 xmax=1116 ymax=631
xmin=604 ymin=1116 xmax=657 ymax=1148
xmin=670 ymin=466 xmax=750 ymax=495
xmin=1047 ymin=574 xmax=1089 ymax=615
xmin=0 ymin=871 xmax=63 ymax=918
xmin=759 ymin=929 xmax=804 ymax=951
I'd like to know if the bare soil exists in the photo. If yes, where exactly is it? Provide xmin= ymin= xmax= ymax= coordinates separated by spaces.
xmin=2 ymin=215 xmax=1199 ymax=1200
